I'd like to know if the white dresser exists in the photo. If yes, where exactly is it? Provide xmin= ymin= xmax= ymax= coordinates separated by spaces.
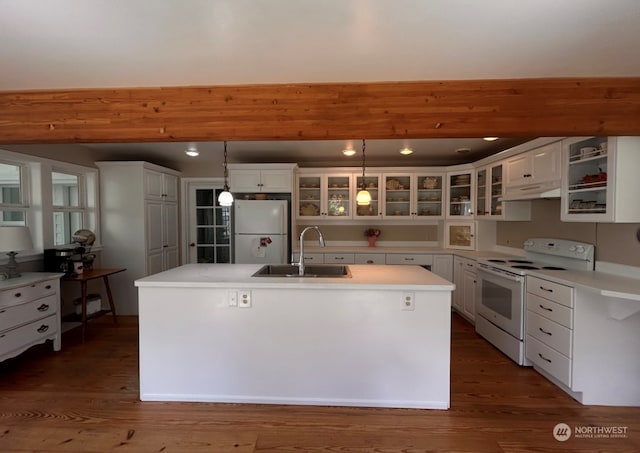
xmin=0 ymin=273 xmax=63 ymax=362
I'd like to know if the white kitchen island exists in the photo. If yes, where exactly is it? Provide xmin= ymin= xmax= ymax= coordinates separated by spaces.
xmin=134 ymin=264 xmax=455 ymax=409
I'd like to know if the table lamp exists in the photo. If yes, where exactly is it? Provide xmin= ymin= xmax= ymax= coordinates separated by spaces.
xmin=0 ymin=226 xmax=34 ymax=279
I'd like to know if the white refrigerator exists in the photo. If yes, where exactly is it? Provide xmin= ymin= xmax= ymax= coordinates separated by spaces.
xmin=233 ymin=200 xmax=289 ymax=264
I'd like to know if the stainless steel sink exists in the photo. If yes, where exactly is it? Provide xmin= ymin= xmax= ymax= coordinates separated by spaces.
xmin=252 ymin=264 xmax=352 ymax=278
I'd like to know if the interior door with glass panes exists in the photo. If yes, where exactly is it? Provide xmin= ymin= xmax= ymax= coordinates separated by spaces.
xmin=187 ymin=184 xmax=231 ymax=263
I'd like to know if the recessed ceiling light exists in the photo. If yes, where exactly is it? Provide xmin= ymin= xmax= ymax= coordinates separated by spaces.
xmin=455 ymin=147 xmax=471 ymax=154
xmin=185 ymin=148 xmax=199 ymax=157
xmin=399 ymin=147 xmax=414 ymax=155
xmin=483 ymin=137 xmax=499 ymax=141
xmin=342 ymin=149 xmax=356 ymax=157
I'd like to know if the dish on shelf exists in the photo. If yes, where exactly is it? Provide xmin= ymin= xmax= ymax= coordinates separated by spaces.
xmin=299 ymin=203 xmax=320 ymax=216
xmin=422 ymin=177 xmax=439 ymax=189
xmin=386 ymin=179 xmax=401 ymax=190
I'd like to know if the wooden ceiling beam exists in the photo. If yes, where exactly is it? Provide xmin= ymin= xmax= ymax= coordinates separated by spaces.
xmin=0 ymin=78 xmax=639 ymax=144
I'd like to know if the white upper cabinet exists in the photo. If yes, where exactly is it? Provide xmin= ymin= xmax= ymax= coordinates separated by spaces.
xmin=504 ymin=141 xmax=562 ymax=189
xmin=297 ymin=173 xmax=353 ymax=220
xmin=382 ymin=172 xmax=445 ymax=220
xmin=561 ymin=136 xmax=640 ymax=222
xmin=144 ymin=170 xmax=178 ymax=202
xmin=446 ymin=169 xmax=475 ymax=218
xmin=228 ymin=164 xmax=297 ymax=193
xmin=476 ymin=162 xmax=530 ymax=221
xmin=353 ymin=173 xmax=382 ymax=219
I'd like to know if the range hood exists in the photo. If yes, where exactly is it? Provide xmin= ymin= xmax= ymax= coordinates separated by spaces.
xmin=499 ymin=182 xmax=561 ymax=201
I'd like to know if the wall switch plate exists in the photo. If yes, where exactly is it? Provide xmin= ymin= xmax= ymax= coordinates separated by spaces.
xmin=402 ymin=292 xmax=415 ymax=311
xmin=239 ymin=290 xmax=252 ymax=308
xmin=227 ymin=291 xmax=238 ymax=307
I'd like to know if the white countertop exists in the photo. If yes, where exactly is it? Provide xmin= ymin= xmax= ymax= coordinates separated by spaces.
xmin=135 ymin=263 xmax=455 ymax=291
xmin=298 ymin=245 xmax=640 ymax=301
xmin=295 ymin=245 xmax=516 ymax=260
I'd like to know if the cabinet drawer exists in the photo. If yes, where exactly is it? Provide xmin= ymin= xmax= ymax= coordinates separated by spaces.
xmin=386 ymin=254 xmax=433 ymax=266
xmin=0 ymin=314 xmax=58 ymax=357
xmin=0 ymin=294 xmax=58 ymax=333
xmin=354 ymin=253 xmax=386 ymax=265
xmin=323 ymin=253 xmax=355 ymax=264
xmin=526 ymin=335 xmax=572 ymax=387
xmin=526 ymin=292 xmax=572 ymax=328
xmin=0 ymin=279 xmax=58 ymax=309
xmin=292 ymin=253 xmax=324 ymax=264
xmin=527 ymin=276 xmax=573 ymax=307
xmin=526 ymin=310 xmax=572 ymax=358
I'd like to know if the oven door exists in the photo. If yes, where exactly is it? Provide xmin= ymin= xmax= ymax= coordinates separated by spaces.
xmin=475 ymin=266 xmax=524 ymax=339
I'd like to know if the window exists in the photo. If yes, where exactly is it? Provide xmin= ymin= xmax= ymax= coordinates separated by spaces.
xmin=52 ymin=171 xmax=84 ymax=245
xmin=0 ymin=162 xmax=27 ymax=226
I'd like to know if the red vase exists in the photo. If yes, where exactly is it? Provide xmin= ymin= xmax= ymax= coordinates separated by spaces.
xmin=368 ymin=236 xmax=377 ymax=247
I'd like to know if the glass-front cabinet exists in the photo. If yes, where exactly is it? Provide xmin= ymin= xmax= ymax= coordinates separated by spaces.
xmin=415 ymin=173 xmax=444 ymax=218
xmin=444 ymin=221 xmax=475 ymax=250
xmin=561 ymin=136 xmax=640 ymax=222
xmin=354 ymin=173 xmax=382 ymax=218
xmin=446 ymin=170 xmax=474 ymax=218
xmin=297 ymin=173 xmax=352 ymax=219
xmin=382 ymin=173 xmax=412 ymax=218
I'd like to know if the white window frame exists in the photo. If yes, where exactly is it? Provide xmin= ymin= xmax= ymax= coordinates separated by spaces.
xmin=0 ymin=159 xmax=30 ymax=227
xmin=0 ymin=149 xmax=100 ymax=254
xmin=51 ymin=169 xmax=86 ymax=246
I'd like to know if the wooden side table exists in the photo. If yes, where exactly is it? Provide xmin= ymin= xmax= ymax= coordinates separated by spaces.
xmin=63 ymin=268 xmax=126 ymax=341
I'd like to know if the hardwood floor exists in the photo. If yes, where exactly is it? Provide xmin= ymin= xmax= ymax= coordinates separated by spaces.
xmin=1 ymin=313 xmax=638 ymax=452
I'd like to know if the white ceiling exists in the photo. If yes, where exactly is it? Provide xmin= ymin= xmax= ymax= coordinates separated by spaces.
xmin=1 ymin=0 xmax=638 ymax=168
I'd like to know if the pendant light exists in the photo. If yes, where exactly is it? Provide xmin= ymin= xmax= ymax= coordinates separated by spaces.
xmin=356 ymin=139 xmax=371 ymax=206
xmin=218 ymin=141 xmax=234 ymax=207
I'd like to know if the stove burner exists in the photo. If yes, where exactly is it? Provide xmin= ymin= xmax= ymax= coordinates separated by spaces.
xmin=542 ymin=266 xmax=566 ymax=270
xmin=508 ymin=259 xmax=534 ymax=264
xmin=510 ymin=265 xmax=539 ymax=270
xmin=488 ymin=259 xmax=507 ymax=263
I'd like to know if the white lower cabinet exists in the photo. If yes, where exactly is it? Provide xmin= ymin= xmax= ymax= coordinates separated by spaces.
xmin=292 ymin=253 xmax=324 ymax=264
xmin=453 ymin=256 xmax=476 ymax=322
xmin=354 ymin=253 xmax=386 ymax=264
xmin=432 ymin=255 xmax=453 ymax=282
xmin=385 ymin=254 xmax=433 ymax=266
xmin=0 ymin=274 xmax=62 ymax=363
xmin=525 ymin=275 xmax=574 ymax=388
xmin=97 ymin=161 xmax=181 ymax=315
xmin=323 ymin=253 xmax=355 ymax=264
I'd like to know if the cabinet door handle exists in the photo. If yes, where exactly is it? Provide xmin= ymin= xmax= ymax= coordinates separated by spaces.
xmin=333 ymin=257 xmax=344 ymax=260
xmin=14 ymin=292 xmax=21 ymax=298
xmin=538 ymin=353 xmax=552 ymax=363
xmin=539 ymin=304 xmax=553 ymax=312
xmin=45 ymin=285 xmax=52 ymax=290
xmin=0 ymin=309 xmax=5 ymax=314
xmin=37 ymin=303 xmax=50 ymax=312
xmin=539 ymin=286 xmax=553 ymax=293
xmin=37 ymin=324 xmax=50 ymax=333
xmin=366 ymin=260 xmax=374 ymax=264
xmin=539 ymin=327 xmax=552 ymax=336
xmin=404 ymin=258 xmax=414 ymax=261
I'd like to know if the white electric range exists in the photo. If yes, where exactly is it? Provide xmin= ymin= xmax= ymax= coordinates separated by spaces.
xmin=474 ymin=238 xmax=595 ymax=365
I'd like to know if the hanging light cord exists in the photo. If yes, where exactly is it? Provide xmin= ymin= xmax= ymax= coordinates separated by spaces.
xmin=361 ymin=139 xmax=366 ymax=188
xmin=223 ymin=141 xmax=229 ymax=190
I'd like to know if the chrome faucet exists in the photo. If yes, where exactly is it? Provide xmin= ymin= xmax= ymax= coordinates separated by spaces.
xmin=298 ymin=226 xmax=325 ymax=276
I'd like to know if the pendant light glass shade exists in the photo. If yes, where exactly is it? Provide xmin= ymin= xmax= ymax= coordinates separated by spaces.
xmin=356 ymin=189 xmax=372 ymax=205
xmin=218 ymin=190 xmax=234 ymax=206
xmin=355 ymin=139 xmax=371 ymax=206
xmin=217 ymin=141 xmax=234 ymax=207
